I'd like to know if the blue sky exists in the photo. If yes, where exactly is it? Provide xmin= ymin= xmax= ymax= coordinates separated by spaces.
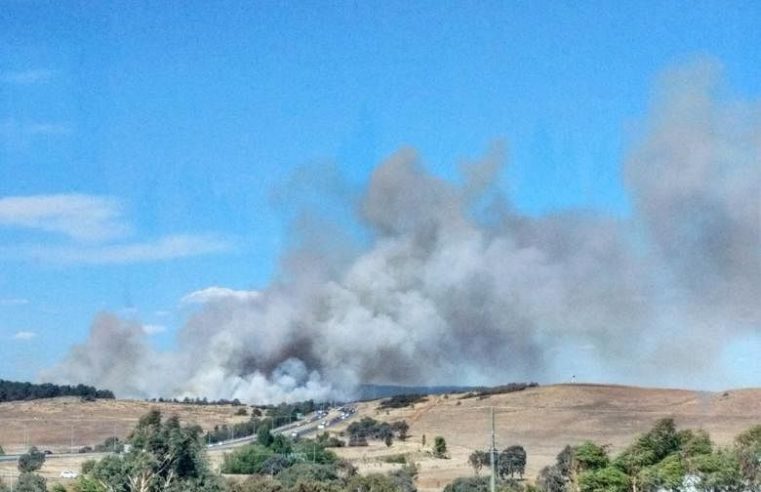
xmin=1 ymin=1 xmax=760 ymax=382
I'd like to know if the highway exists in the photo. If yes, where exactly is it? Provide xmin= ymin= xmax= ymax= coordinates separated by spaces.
xmin=0 ymin=407 xmax=355 ymax=462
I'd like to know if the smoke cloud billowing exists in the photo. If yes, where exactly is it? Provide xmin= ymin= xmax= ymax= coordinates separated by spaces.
xmin=43 ymin=62 xmax=761 ymax=402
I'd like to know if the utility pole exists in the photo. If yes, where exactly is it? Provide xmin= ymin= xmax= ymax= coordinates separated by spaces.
xmin=490 ymin=408 xmax=496 ymax=492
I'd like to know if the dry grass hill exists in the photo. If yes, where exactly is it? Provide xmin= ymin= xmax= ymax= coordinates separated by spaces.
xmin=2 ymin=384 xmax=761 ymax=491
xmin=327 ymin=384 xmax=761 ymax=491
xmin=0 ymin=397 xmax=248 ymax=454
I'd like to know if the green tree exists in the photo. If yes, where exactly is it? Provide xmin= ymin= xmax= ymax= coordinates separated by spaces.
xmin=17 ymin=447 xmax=46 ymax=473
xmin=734 ymin=424 xmax=761 ymax=486
xmin=500 ymin=445 xmax=527 ymax=479
xmin=444 ymin=476 xmax=490 ymax=492
xmin=72 ymin=475 xmax=107 ymax=492
xmin=82 ymin=410 xmax=225 ymax=492
xmin=434 ymin=436 xmax=448 ymax=458
xmin=221 ymin=443 xmax=274 ymax=474
xmin=537 ymin=465 xmax=567 ymax=492
xmin=392 ymin=421 xmax=410 ymax=441
xmin=679 ymin=429 xmax=713 ymax=458
xmin=690 ymin=449 xmax=743 ymax=492
xmin=578 ymin=467 xmax=630 ymax=492
xmin=14 ymin=473 xmax=47 ymax=492
xmin=574 ymin=442 xmax=609 ymax=472
xmin=258 ymin=424 xmax=275 ymax=448
xmin=638 ymin=454 xmax=685 ymax=492
xmin=469 ymin=450 xmax=490 ymax=475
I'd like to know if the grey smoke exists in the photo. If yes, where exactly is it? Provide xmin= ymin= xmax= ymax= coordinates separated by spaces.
xmin=43 ymin=61 xmax=760 ymax=402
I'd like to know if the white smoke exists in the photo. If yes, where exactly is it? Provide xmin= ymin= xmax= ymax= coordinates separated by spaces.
xmin=43 ymin=61 xmax=760 ymax=402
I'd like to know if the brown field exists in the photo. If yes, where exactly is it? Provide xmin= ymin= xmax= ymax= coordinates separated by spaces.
xmin=0 ymin=397 xmax=249 ymax=454
xmin=328 ymin=384 xmax=761 ymax=491
xmin=3 ymin=384 xmax=761 ymax=491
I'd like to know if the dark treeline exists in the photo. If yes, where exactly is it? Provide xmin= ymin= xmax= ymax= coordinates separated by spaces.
xmin=460 ymin=382 xmax=539 ymax=400
xmin=378 ymin=394 xmax=428 ymax=410
xmin=0 ymin=379 xmax=114 ymax=402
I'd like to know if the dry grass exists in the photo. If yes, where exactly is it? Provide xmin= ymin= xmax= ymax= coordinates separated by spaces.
xmin=0 ymin=397 xmax=249 ymax=454
xmin=3 ymin=385 xmax=761 ymax=491
xmin=329 ymin=384 xmax=761 ymax=491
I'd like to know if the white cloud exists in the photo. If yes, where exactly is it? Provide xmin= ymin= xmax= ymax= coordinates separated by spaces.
xmin=13 ymin=331 xmax=37 ymax=340
xmin=142 ymin=324 xmax=166 ymax=335
xmin=4 ymin=234 xmax=232 ymax=265
xmin=0 ymin=298 xmax=30 ymax=306
xmin=1 ymin=69 xmax=55 ymax=84
xmin=0 ymin=194 xmax=130 ymax=242
xmin=181 ymin=286 xmax=260 ymax=305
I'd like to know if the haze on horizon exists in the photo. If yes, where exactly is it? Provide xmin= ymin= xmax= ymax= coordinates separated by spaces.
xmin=1 ymin=2 xmax=759 ymax=402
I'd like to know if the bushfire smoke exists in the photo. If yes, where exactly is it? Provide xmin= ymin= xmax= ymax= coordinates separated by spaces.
xmin=43 ymin=62 xmax=760 ymax=402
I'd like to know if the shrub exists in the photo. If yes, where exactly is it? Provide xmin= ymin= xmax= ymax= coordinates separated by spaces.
xmin=221 ymin=444 xmax=274 ymax=474
xmin=18 ymin=447 xmax=45 ymax=473
xmin=15 ymin=473 xmax=47 ymax=492
xmin=434 ymin=436 xmax=448 ymax=458
xmin=382 ymin=454 xmax=408 ymax=464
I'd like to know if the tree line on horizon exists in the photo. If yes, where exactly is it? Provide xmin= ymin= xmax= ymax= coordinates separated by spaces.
xmin=0 ymin=379 xmax=114 ymax=403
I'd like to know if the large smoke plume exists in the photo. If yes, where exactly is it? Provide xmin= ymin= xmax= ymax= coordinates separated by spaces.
xmin=44 ymin=62 xmax=760 ymax=402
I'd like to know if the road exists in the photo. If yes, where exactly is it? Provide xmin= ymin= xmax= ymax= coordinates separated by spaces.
xmin=0 ymin=407 xmax=356 ymax=463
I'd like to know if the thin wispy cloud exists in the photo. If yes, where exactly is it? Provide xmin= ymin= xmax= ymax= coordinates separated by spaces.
xmin=13 ymin=331 xmax=37 ymax=340
xmin=0 ymin=69 xmax=55 ymax=85
xmin=0 ymin=194 xmax=130 ymax=242
xmin=181 ymin=286 xmax=260 ymax=305
xmin=4 ymin=234 xmax=232 ymax=265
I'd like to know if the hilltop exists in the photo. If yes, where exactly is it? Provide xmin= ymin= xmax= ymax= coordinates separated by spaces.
xmin=3 ymin=384 xmax=761 ymax=491
xmin=327 ymin=384 xmax=761 ymax=491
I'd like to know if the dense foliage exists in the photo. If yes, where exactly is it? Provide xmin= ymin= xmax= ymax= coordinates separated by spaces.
xmin=377 ymin=394 xmax=428 ymax=410
xmin=0 ymin=380 xmax=114 ymax=402
xmin=528 ymin=419 xmax=761 ymax=492
xmin=74 ymin=409 xmax=225 ymax=492
xmin=345 ymin=417 xmax=409 ymax=447
xmin=144 ymin=397 xmax=243 ymax=406
xmin=18 ymin=447 xmax=46 ymax=473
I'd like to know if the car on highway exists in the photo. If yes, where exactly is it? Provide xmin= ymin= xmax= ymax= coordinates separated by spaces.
xmin=60 ymin=471 xmax=78 ymax=479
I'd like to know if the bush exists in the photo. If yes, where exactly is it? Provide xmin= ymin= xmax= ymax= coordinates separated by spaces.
xmin=378 ymin=394 xmax=428 ymax=410
xmin=434 ymin=436 xmax=448 ymax=458
xmin=15 ymin=473 xmax=47 ymax=492
xmin=276 ymin=463 xmax=339 ymax=488
xmin=382 ymin=454 xmax=408 ymax=464
xmin=221 ymin=444 xmax=274 ymax=474
xmin=228 ymin=476 xmax=284 ymax=492
xmin=80 ymin=459 xmax=97 ymax=474
xmin=444 ymin=476 xmax=490 ymax=492
xmin=578 ymin=466 xmax=630 ymax=492
xmin=18 ymin=447 xmax=45 ymax=473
